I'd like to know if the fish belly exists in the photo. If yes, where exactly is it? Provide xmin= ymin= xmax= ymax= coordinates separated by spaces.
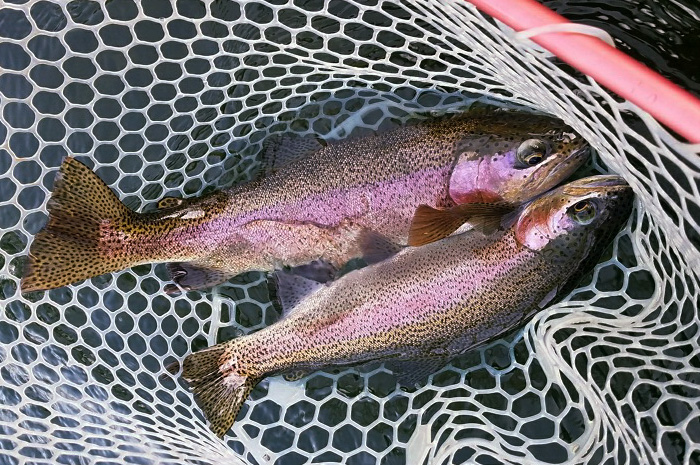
xmin=188 ymin=166 xmax=455 ymax=275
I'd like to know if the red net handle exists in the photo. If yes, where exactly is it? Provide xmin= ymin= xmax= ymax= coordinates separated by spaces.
xmin=468 ymin=0 xmax=700 ymax=144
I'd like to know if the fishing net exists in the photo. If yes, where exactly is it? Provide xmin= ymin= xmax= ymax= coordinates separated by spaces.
xmin=1 ymin=0 xmax=698 ymax=464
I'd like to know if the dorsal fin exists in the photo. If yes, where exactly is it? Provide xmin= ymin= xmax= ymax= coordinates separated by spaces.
xmin=261 ymin=133 xmax=326 ymax=174
xmin=271 ymin=271 xmax=324 ymax=318
xmin=408 ymin=203 xmax=513 ymax=247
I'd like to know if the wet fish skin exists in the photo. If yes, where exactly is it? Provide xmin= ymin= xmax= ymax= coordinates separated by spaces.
xmin=180 ymin=175 xmax=634 ymax=437
xmin=21 ymin=111 xmax=589 ymax=293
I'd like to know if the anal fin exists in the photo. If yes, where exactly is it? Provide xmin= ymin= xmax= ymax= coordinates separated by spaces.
xmin=358 ymin=229 xmax=403 ymax=265
xmin=288 ymin=259 xmax=337 ymax=283
xmin=165 ymin=262 xmax=234 ymax=295
xmin=270 ymin=271 xmax=324 ymax=318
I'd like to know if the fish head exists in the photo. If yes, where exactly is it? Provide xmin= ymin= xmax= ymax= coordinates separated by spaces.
xmin=514 ymin=174 xmax=634 ymax=277
xmin=449 ymin=115 xmax=590 ymax=205
xmin=513 ymin=175 xmax=634 ymax=303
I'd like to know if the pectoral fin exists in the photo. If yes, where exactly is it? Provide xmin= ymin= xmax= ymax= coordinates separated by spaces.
xmin=408 ymin=203 xmax=513 ymax=247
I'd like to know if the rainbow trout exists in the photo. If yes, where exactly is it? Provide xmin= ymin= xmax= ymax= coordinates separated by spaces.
xmin=22 ymin=111 xmax=589 ymax=294
xmin=180 ymin=175 xmax=633 ymax=437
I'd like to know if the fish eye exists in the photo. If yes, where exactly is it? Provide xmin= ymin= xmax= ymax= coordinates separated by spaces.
xmin=517 ymin=139 xmax=548 ymax=166
xmin=569 ymin=200 xmax=597 ymax=224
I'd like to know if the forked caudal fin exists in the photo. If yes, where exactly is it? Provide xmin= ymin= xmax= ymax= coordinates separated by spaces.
xmin=181 ymin=341 xmax=259 ymax=438
xmin=21 ymin=157 xmax=139 ymax=293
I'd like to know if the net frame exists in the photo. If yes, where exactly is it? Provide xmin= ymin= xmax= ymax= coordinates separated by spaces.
xmin=0 ymin=1 xmax=698 ymax=464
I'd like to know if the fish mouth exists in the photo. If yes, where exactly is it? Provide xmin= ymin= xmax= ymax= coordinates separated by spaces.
xmin=569 ymin=143 xmax=591 ymax=160
xmin=546 ymin=143 xmax=590 ymax=177
xmin=523 ymin=142 xmax=590 ymax=196
xmin=573 ymin=174 xmax=627 ymax=188
xmin=565 ymin=175 xmax=635 ymax=229
xmin=562 ymin=174 xmax=631 ymax=196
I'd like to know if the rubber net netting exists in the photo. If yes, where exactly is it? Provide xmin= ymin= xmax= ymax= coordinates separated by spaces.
xmin=1 ymin=1 xmax=699 ymax=464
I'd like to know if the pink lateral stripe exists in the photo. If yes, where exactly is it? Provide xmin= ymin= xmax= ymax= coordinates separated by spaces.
xmin=467 ymin=0 xmax=700 ymax=144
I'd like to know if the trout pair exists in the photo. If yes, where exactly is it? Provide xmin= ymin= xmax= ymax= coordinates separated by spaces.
xmin=21 ymin=110 xmax=633 ymax=438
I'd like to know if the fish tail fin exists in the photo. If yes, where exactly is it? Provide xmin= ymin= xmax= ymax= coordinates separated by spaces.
xmin=182 ymin=341 xmax=259 ymax=438
xmin=22 ymin=157 xmax=140 ymax=293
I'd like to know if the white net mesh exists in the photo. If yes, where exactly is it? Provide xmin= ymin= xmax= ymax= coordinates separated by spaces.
xmin=1 ymin=1 xmax=699 ymax=464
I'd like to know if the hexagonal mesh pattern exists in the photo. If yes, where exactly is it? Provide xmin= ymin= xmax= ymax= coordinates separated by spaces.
xmin=1 ymin=1 xmax=698 ymax=464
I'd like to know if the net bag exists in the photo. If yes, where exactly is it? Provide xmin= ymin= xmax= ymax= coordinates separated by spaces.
xmin=1 ymin=1 xmax=698 ymax=464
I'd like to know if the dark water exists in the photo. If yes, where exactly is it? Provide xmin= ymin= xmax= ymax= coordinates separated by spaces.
xmin=542 ymin=0 xmax=700 ymax=98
